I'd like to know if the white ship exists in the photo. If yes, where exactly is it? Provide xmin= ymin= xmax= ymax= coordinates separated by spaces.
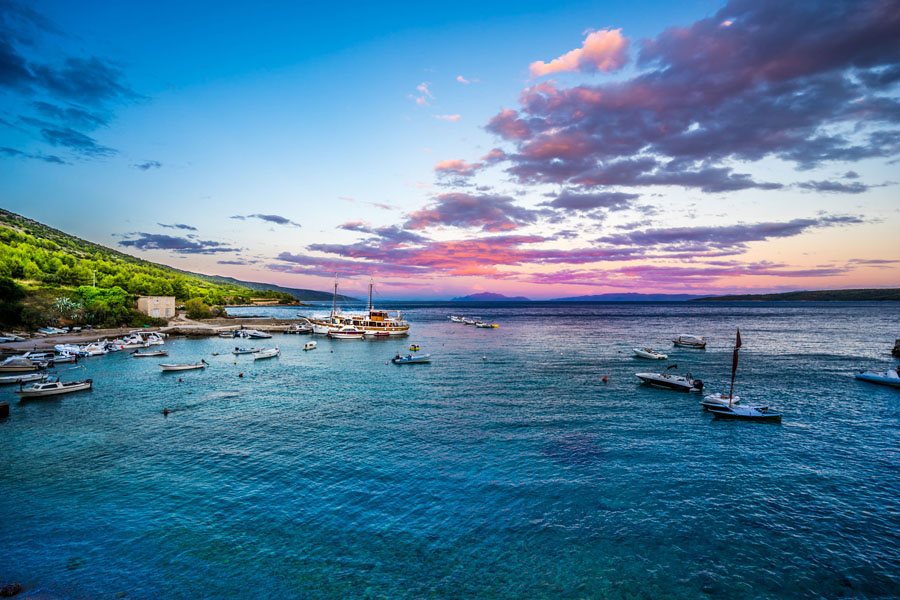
xmin=302 ymin=278 xmax=410 ymax=337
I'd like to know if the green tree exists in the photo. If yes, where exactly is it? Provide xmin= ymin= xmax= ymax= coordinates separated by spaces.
xmin=184 ymin=297 xmax=211 ymax=319
xmin=0 ymin=276 xmax=25 ymax=327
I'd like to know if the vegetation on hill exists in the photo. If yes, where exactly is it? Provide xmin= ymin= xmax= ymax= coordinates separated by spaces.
xmin=691 ymin=288 xmax=900 ymax=301
xmin=0 ymin=209 xmax=295 ymax=329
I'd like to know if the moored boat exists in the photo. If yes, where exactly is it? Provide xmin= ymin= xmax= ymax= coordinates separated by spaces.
xmin=253 ymin=347 xmax=280 ymax=360
xmin=133 ymin=349 xmax=169 ymax=358
xmin=0 ymin=354 xmax=48 ymax=373
xmin=673 ymin=335 xmax=707 ymax=349
xmin=391 ymin=353 xmax=431 ymax=364
xmin=634 ymin=347 xmax=667 ymax=360
xmin=302 ymin=278 xmax=410 ymax=337
xmin=475 ymin=322 xmax=499 ymax=328
xmin=854 ymin=367 xmax=900 ymax=388
xmin=328 ymin=326 xmax=366 ymax=339
xmin=0 ymin=373 xmax=48 ymax=385
xmin=245 ymin=329 xmax=272 ymax=339
xmin=159 ymin=360 xmax=207 ymax=372
xmin=283 ymin=324 xmax=312 ymax=334
xmin=636 ymin=365 xmax=703 ymax=392
xmin=303 ymin=341 xmax=317 ymax=351
xmin=708 ymin=405 xmax=782 ymax=423
xmin=16 ymin=376 xmax=93 ymax=398
xmin=232 ymin=347 xmax=262 ymax=355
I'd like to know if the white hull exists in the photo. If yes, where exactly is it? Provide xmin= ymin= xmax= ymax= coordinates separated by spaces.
xmin=17 ymin=380 xmax=92 ymax=397
xmin=634 ymin=348 xmax=667 ymax=360
xmin=159 ymin=362 xmax=207 ymax=371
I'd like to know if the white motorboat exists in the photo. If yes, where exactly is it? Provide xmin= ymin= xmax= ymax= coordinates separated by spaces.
xmin=303 ymin=341 xmax=317 ymax=351
xmin=634 ymin=348 xmax=667 ymax=360
xmin=159 ymin=360 xmax=208 ymax=372
xmin=700 ymin=394 xmax=768 ymax=411
xmin=448 ymin=316 xmax=463 ymax=323
xmin=708 ymin=404 xmax=782 ymax=423
xmin=328 ymin=326 xmax=366 ymax=339
xmin=218 ymin=330 xmax=237 ymax=338
xmin=133 ymin=349 xmax=168 ymax=358
xmin=0 ymin=373 xmax=48 ymax=385
xmin=283 ymin=324 xmax=312 ymax=334
xmin=16 ymin=376 xmax=93 ymax=398
xmin=0 ymin=354 xmax=47 ymax=373
xmin=854 ymin=367 xmax=900 ymax=388
xmin=475 ymin=322 xmax=499 ymax=328
xmin=673 ymin=335 xmax=707 ymax=349
xmin=232 ymin=347 xmax=262 ymax=355
xmin=636 ymin=365 xmax=703 ymax=392
xmin=462 ymin=318 xmax=477 ymax=325
xmin=391 ymin=353 xmax=431 ymax=364
xmin=245 ymin=329 xmax=272 ymax=339
xmin=253 ymin=347 xmax=280 ymax=360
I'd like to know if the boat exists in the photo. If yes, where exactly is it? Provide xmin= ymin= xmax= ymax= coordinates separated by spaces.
xmin=301 ymin=278 xmax=410 ymax=337
xmin=16 ymin=376 xmax=93 ymax=398
xmin=303 ymin=341 xmax=317 ymax=351
xmin=370 ymin=331 xmax=391 ymax=337
xmin=0 ymin=373 xmax=48 ymax=385
xmin=634 ymin=348 xmax=667 ymax=360
xmin=283 ymin=324 xmax=312 ymax=334
xmin=673 ymin=335 xmax=707 ymax=349
xmin=328 ymin=326 xmax=366 ymax=339
xmin=636 ymin=365 xmax=703 ymax=392
xmin=854 ymin=367 xmax=900 ymax=388
xmin=462 ymin=318 xmax=477 ymax=325
xmin=0 ymin=354 xmax=48 ymax=373
xmin=218 ymin=330 xmax=237 ymax=338
xmin=475 ymin=322 xmax=499 ymax=328
xmin=232 ymin=347 xmax=262 ymax=355
xmin=707 ymin=405 xmax=782 ymax=422
xmin=132 ymin=349 xmax=169 ymax=358
xmin=409 ymin=344 xmax=420 ymax=351
xmin=391 ymin=353 xmax=431 ymax=364
xmin=253 ymin=347 xmax=280 ymax=360
xmin=245 ymin=329 xmax=272 ymax=339
xmin=159 ymin=360 xmax=208 ymax=372
xmin=448 ymin=316 xmax=463 ymax=323
xmin=0 ymin=333 xmax=25 ymax=343
xmin=705 ymin=329 xmax=782 ymax=422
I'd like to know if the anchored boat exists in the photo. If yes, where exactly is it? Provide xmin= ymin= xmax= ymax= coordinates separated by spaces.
xmin=0 ymin=373 xmax=48 ymax=385
xmin=253 ymin=347 xmax=280 ymax=360
xmin=634 ymin=347 xmax=667 ymax=360
xmin=303 ymin=341 xmax=317 ymax=351
xmin=391 ymin=353 xmax=431 ymax=364
xmin=16 ymin=376 xmax=93 ymax=398
xmin=159 ymin=360 xmax=208 ymax=372
xmin=302 ymin=278 xmax=410 ymax=337
xmin=854 ymin=367 xmax=900 ymax=388
xmin=673 ymin=335 xmax=707 ymax=349
xmin=636 ymin=365 xmax=703 ymax=392
xmin=705 ymin=329 xmax=782 ymax=422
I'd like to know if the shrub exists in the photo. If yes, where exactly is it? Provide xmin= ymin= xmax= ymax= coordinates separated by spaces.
xmin=185 ymin=297 xmax=211 ymax=320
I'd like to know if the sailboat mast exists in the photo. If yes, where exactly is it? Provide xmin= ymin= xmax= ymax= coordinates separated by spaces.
xmin=368 ymin=278 xmax=373 ymax=312
xmin=331 ymin=275 xmax=338 ymax=320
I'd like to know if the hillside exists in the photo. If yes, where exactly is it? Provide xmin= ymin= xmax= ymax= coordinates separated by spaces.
xmin=691 ymin=288 xmax=900 ymax=301
xmin=192 ymin=274 xmax=356 ymax=302
xmin=551 ymin=293 xmax=705 ymax=301
xmin=452 ymin=292 xmax=532 ymax=301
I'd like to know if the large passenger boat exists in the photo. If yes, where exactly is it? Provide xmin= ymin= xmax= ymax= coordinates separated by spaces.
xmin=301 ymin=278 xmax=410 ymax=337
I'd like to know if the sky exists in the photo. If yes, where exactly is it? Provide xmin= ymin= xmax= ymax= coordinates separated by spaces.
xmin=1 ymin=0 xmax=898 ymax=299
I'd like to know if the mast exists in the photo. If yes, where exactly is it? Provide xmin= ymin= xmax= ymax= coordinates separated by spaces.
xmin=728 ymin=328 xmax=742 ymax=407
xmin=331 ymin=274 xmax=338 ymax=321
xmin=367 ymin=278 xmax=373 ymax=312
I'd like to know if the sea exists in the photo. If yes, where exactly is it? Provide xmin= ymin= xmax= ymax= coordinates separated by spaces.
xmin=1 ymin=301 xmax=899 ymax=599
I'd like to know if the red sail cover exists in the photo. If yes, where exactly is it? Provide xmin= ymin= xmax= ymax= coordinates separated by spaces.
xmin=728 ymin=329 xmax=742 ymax=400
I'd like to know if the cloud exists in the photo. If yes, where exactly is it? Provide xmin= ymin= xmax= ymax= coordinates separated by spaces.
xmin=157 ymin=223 xmax=197 ymax=231
xmin=481 ymin=148 xmax=507 ymax=163
xmin=797 ymin=180 xmax=869 ymax=194
xmin=231 ymin=214 xmax=301 ymax=227
xmin=119 ymin=233 xmax=240 ymax=254
xmin=456 ymin=75 xmax=470 ymax=84
xmin=31 ymin=57 xmax=138 ymax=106
xmin=338 ymin=221 xmax=427 ymax=246
xmin=409 ymin=81 xmax=434 ymax=106
xmin=135 ymin=160 xmax=162 ymax=170
xmin=433 ymin=114 xmax=461 ymax=122
xmin=31 ymin=101 xmax=107 ymax=130
xmin=1 ymin=145 xmax=67 ymax=164
xmin=486 ymin=0 xmax=900 ymax=192
xmin=404 ymin=192 xmax=542 ymax=232
xmin=529 ymin=29 xmax=629 ymax=77
xmin=37 ymin=125 xmax=116 ymax=156
xmin=543 ymin=190 xmax=639 ymax=211
xmin=217 ymin=259 xmax=259 ymax=265
xmin=434 ymin=158 xmax=483 ymax=177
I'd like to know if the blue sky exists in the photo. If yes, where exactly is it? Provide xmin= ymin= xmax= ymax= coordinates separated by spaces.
xmin=1 ymin=0 xmax=898 ymax=299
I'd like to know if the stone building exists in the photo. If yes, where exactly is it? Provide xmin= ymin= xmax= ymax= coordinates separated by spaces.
xmin=136 ymin=296 xmax=175 ymax=318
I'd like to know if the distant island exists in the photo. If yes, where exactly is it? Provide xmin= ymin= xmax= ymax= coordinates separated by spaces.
xmin=551 ymin=293 xmax=705 ymax=302
xmin=691 ymin=288 xmax=900 ymax=301
xmin=452 ymin=292 xmax=531 ymax=301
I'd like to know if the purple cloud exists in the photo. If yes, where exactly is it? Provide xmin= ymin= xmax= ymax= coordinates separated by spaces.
xmin=119 ymin=233 xmax=240 ymax=254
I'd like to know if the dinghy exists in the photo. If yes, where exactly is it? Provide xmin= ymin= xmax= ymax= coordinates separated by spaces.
xmin=475 ymin=322 xmax=499 ymax=328
xmin=854 ymin=367 xmax=900 ymax=388
xmin=232 ymin=347 xmax=261 ymax=355
xmin=133 ymin=349 xmax=168 ymax=358
xmin=634 ymin=347 xmax=667 ymax=360
xmin=159 ymin=360 xmax=207 ymax=372
xmin=391 ymin=353 xmax=431 ymax=364
xmin=673 ymin=335 xmax=707 ymax=349
xmin=16 ymin=376 xmax=93 ymax=398
xmin=253 ymin=347 xmax=280 ymax=360
xmin=303 ymin=341 xmax=317 ymax=351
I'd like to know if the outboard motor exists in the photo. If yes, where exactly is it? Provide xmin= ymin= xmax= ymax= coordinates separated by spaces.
xmin=693 ymin=379 xmax=703 ymax=391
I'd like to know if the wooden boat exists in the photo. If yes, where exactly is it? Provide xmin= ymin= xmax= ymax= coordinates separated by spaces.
xmin=673 ymin=335 xmax=707 ymax=349
xmin=303 ymin=341 xmax=317 ymax=351
xmin=636 ymin=365 xmax=703 ymax=392
xmin=854 ymin=368 xmax=900 ymax=388
xmin=0 ymin=373 xmax=48 ymax=385
xmin=391 ymin=353 xmax=431 ymax=364
xmin=706 ymin=329 xmax=782 ymax=422
xmin=303 ymin=278 xmax=410 ymax=337
xmin=253 ymin=347 xmax=280 ymax=360
xmin=232 ymin=347 xmax=261 ymax=355
xmin=159 ymin=360 xmax=207 ymax=372
xmin=133 ymin=349 xmax=169 ymax=358
xmin=634 ymin=347 xmax=667 ymax=360
xmin=16 ymin=377 xmax=93 ymax=398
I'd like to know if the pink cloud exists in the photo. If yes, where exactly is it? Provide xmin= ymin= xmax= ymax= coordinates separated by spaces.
xmin=529 ymin=29 xmax=629 ymax=78
xmin=433 ymin=114 xmax=461 ymax=122
xmin=456 ymin=75 xmax=470 ymax=84
xmin=433 ymin=158 xmax=483 ymax=176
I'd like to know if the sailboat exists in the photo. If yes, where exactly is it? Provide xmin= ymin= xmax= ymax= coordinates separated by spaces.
xmin=704 ymin=329 xmax=782 ymax=422
xmin=301 ymin=276 xmax=410 ymax=336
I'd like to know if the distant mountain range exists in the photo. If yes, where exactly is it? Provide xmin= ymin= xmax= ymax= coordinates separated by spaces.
xmin=689 ymin=288 xmax=900 ymax=301
xmin=550 ymin=293 xmax=706 ymax=302
xmin=452 ymin=292 xmax=531 ymax=301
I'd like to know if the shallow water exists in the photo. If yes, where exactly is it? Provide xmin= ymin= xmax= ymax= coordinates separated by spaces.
xmin=2 ymin=302 xmax=900 ymax=599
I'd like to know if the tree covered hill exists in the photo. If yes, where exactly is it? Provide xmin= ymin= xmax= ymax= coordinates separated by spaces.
xmin=690 ymin=288 xmax=900 ymax=301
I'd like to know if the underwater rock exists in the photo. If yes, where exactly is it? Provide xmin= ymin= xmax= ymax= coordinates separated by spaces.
xmin=0 ymin=582 xmax=22 ymax=597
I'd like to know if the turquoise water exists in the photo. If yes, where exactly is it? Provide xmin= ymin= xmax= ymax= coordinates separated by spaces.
xmin=2 ymin=302 xmax=900 ymax=599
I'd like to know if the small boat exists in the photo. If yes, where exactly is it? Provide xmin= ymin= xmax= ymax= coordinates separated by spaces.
xmin=673 ymin=335 xmax=707 ymax=349
xmin=283 ymin=324 xmax=312 ymax=335
xmin=245 ymin=329 xmax=272 ymax=339
xmin=303 ymin=341 xmax=317 ymax=351
xmin=0 ymin=354 xmax=48 ymax=373
xmin=328 ymin=326 xmax=366 ymax=339
xmin=371 ymin=331 xmax=391 ymax=337
xmin=232 ymin=347 xmax=262 ymax=355
xmin=159 ymin=360 xmax=208 ymax=372
xmin=854 ymin=367 xmax=900 ymax=388
xmin=636 ymin=365 xmax=703 ymax=392
xmin=0 ymin=334 xmax=25 ymax=343
xmin=0 ymin=373 xmax=48 ymax=385
xmin=218 ymin=330 xmax=237 ymax=338
xmin=700 ymin=394 xmax=768 ymax=411
xmin=391 ymin=353 xmax=431 ymax=364
xmin=448 ymin=316 xmax=463 ymax=323
xmin=707 ymin=405 xmax=782 ymax=423
xmin=253 ymin=347 xmax=280 ymax=360
xmin=634 ymin=348 xmax=667 ymax=360
xmin=409 ymin=344 xmax=420 ymax=351
xmin=133 ymin=349 xmax=169 ymax=358
xmin=462 ymin=318 xmax=477 ymax=325
xmin=475 ymin=322 xmax=499 ymax=328
xmin=16 ymin=376 xmax=93 ymax=398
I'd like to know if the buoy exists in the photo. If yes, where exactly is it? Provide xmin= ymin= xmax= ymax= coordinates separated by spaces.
xmin=233 ymin=361 xmax=237 ymax=365
xmin=238 ymin=373 xmax=243 ymax=377
xmin=178 ymin=377 xmax=182 ymax=382
xmin=482 ymin=355 xmax=486 ymax=360
xmin=602 ymin=376 xmax=608 ymax=383
xmin=163 ymin=408 xmax=169 ymax=416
